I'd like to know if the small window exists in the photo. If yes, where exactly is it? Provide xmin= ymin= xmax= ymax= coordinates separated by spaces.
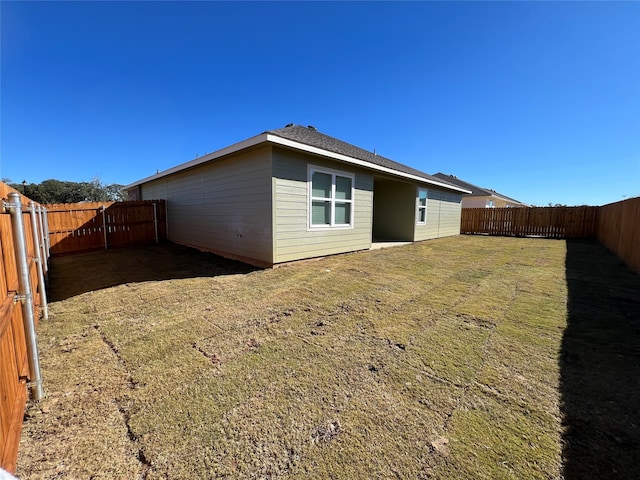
xmin=417 ymin=188 xmax=427 ymax=224
xmin=309 ymin=167 xmax=354 ymax=228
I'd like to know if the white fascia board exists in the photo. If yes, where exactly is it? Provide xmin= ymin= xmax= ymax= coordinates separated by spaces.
xmin=265 ymin=135 xmax=472 ymax=194
xmin=125 ymin=133 xmax=270 ymax=189
xmin=126 ymin=132 xmax=472 ymax=195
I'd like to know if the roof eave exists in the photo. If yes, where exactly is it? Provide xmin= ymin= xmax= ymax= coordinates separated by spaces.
xmin=125 ymin=133 xmax=270 ymax=189
xmin=126 ymin=132 xmax=471 ymax=195
xmin=266 ymin=135 xmax=471 ymax=194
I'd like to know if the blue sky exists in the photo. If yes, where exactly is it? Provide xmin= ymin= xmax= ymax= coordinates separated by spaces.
xmin=2 ymin=1 xmax=639 ymax=206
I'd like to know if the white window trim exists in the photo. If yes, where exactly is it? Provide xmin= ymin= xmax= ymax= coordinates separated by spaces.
xmin=307 ymin=165 xmax=355 ymax=230
xmin=416 ymin=188 xmax=428 ymax=225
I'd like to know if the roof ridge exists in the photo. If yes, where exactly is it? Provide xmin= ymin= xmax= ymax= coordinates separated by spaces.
xmin=127 ymin=125 xmax=471 ymax=194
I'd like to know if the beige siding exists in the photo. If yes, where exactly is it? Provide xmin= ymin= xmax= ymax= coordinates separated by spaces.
xmin=414 ymin=189 xmax=440 ymax=240
xmin=414 ymin=188 xmax=462 ymax=241
xmin=141 ymin=181 xmax=168 ymax=200
xmin=135 ymin=142 xmax=461 ymax=266
xmin=272 ymin=148 xmax=373 ymax=263
xmin=437 ymin=190 xmax=463 ymax=237
xmin=140 ymin=146 xmax=273 ymax=265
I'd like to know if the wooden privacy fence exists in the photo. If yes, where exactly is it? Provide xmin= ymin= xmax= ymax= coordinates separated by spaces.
xmin=461 ymin=206 xmax=599 ymax=238
xmin=461 ymin=198 xmax=640 ymax=275
xmin=0 ymin=182 xmax=48 ymax=474
xmin=596 ymin=198 xmax=640 ymax=275
xmin=0 ymin=198 xmax=166 ymax=472
xmin=46 ymin=200 xmax=166 ymax=255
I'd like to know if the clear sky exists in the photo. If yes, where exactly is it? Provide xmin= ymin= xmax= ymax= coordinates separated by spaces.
xmin=2 ymin=1 xmax=639 ymax=206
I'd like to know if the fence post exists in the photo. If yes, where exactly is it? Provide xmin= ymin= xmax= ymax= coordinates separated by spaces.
xmin=5 ymin=193 xmax=44 ymax=401
xmin=29 ymin=202 xmax=48 ymax=321
xmin=153 ymin=202 xmax=159 ymax=244
xmin=101 ymin=205 xmax=108 ymax=249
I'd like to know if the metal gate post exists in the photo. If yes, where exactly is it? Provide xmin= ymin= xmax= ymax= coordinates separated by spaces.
xmin=37 ymin=205 xmax=48 ymax=275
xmin=6 ymin=193 xmax=44 ymax=401
xmin=42 ymin=206 xmax=51 ymax=255
xmin=30 ymin=202 xmax=48 ymax=320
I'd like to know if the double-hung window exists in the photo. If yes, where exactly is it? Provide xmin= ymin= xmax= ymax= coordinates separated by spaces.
xmin=309 ymin=167 xmax=354 ymax=228
xmin=417 ymin=188 xmax=427 ymax=224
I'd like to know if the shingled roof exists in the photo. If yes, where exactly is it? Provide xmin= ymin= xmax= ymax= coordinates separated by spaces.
xmin=432 ymin=173 xmax=527 ymax=205
xmin=267 ymin=124 xmax=452 ymax=187
xmin=127 ymin=124 xmax=469 ymax=194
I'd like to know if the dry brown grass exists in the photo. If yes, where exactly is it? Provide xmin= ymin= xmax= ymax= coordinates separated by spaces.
xmin=16 ymin=236 xmax=640 ymax=479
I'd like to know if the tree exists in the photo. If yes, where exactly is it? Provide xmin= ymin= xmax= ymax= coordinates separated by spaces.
xmin=5 ymin=178 xmax=126 ymax=204
xmin=104 ymin=183 xmax=126 ymax=201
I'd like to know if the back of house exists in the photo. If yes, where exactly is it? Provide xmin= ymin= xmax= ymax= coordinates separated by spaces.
xmin=126 ymin=125 xmax=470 ymax=267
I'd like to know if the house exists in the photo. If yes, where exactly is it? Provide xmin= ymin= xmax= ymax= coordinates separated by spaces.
xmin=432 ymin=173 xmax=528 ymax=209
xmin=126 ymin=125 xmax=470 ymax=267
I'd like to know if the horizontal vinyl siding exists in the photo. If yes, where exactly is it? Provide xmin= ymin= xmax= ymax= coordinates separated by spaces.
xmin=141 ymin=182 xmax=168 ymax=200
xmin=437 ymin=190 xmax=463 ymax=237
xmin=273 ymin=148 xmax=373 ymax=263
xmin=140 ymin=146 xmax=273 ymax=264
xmin=414 ymin=188 xmax=462 ymax=241
xmin=414 ymin=189 xmax=440 ymax=240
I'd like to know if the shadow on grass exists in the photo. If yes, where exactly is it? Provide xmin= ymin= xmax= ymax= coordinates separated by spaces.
xmin=562 ymin=239 xmax=640 ymax=479
xmin=47 ymin=242 xmax=260 ymax=302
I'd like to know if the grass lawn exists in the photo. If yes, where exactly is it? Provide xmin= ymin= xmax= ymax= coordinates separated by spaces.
xmin=17 ymin=236 xmax=640 ymax=479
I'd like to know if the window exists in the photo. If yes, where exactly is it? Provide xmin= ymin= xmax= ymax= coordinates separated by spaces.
xmin=417 ymin=188 xmax=427 ymax=224
xmin=309 ymin=167 xmax=354 ymax=228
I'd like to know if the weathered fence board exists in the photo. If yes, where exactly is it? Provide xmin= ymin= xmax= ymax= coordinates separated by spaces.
xmin=46 ymin=200 xmax=166 ymax=255
xmin=0 ymin=182 xmax=46 ymax=474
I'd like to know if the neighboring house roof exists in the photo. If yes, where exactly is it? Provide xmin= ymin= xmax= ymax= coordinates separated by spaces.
xmin=127 ymin=125 xmax=471 ymax=194
xmin=432 ymin=173 xmax=528 ymax=206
